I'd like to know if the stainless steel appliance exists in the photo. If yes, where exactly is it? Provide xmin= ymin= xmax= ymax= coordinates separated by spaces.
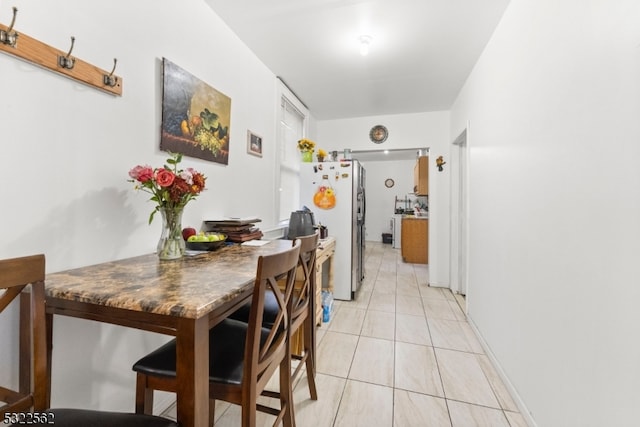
xmin=299 ymin=160 xmax=366 ymax=300
xmin=287 ymin=209 xmax=315 ymax=239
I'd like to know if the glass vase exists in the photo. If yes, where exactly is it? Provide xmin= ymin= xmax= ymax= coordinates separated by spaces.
xmin=157 ymin=206 xmax=185 ymax=260
xmin=301 ymin=151 xmax=313 ymax=162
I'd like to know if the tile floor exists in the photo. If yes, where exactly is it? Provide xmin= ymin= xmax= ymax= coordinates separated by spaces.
xmin=163 ymin=242 xmax=528 ymax=426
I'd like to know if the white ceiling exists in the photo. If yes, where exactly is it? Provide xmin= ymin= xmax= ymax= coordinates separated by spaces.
xmin=205 ymin=0 xmax=510 ymax=120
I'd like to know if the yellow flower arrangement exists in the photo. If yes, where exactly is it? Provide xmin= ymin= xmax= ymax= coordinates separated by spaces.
xmin=297 ymin=138 xmax=316 ymax=153
xmin=317 ymin=148 xmax=328 ymax=158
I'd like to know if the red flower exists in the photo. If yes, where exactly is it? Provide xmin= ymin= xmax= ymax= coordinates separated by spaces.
xmin=155 ymin=169 xmax=175 ymax=187
xmin=169 ymin=177 xmax=190 ymax=202
xmin=190 ymin=172 xmax=206 ymax=194
xmin=128 ymin=153 xmax=207 ymax=225
xmin=129 ymin=165 xmax=154 ymax=183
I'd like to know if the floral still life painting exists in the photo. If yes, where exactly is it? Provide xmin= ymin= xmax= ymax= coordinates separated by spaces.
xmin=160 ymin=58 xmax=231 ymax=165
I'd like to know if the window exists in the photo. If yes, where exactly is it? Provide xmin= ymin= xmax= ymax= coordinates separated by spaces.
xmin=275 ymin=81 xmax=309 ymax=223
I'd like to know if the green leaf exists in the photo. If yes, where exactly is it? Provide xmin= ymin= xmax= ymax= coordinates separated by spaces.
xmin=148 ymin=209 xmax=157 ymax=224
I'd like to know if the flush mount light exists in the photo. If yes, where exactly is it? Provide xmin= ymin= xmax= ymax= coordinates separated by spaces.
xmin=358 ymin=35 xmax=372 ymax=56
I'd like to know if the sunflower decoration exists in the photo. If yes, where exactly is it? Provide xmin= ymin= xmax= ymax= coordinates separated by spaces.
xmin=297 ymin=138 xmax=316 ymax=153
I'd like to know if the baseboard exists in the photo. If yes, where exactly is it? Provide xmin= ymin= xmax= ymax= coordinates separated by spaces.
xmin=427 ymin=281 xmax=449 ymax=288
xmin=466 ymin=318 xmax=537 ymax=427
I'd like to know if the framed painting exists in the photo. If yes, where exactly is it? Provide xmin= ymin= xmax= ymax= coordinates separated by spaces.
xmin=247 ymin=130 xmax=263 ymax=157
xmin=160 ymin=58 xmax=231 ymax=165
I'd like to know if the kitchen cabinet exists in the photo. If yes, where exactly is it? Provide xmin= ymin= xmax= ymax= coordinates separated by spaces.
xmin=413 ymin=156 xmax=429 ymax=196
xmin=401 ymin=218 xmax=428 ymax=264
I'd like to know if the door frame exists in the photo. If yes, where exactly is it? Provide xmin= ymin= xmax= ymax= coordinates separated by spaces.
xmin=450 ymin=125 xmax=469 ymax=301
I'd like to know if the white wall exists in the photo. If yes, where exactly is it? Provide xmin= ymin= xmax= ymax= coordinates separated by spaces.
xmin=450 ymin=0 xmax=640 ymax=425
xmin=0 ymin=0 xmax=291 ymax=412
xmin=317 ymin=112 xmax=451 ymax=286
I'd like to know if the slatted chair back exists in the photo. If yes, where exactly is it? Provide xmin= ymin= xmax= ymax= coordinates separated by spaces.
xmin=246 ymin=240 xmax=301 ymax=400
xmin=0 ymin=254 xmax=48 ymax=416
xmin=290 ymin=233 xmax=319 ymax=328
xmin=289 ymin=233 xmax=320 ymax=401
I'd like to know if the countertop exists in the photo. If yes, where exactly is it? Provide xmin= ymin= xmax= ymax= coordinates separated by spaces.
xmin=45 ymin=240 xmax=293 ymax=319
xmin=401 ymin=215 xmax=429 ymax=220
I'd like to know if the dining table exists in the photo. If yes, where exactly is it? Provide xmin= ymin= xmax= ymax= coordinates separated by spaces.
xmin=44 ymin=239 xmax=294 ymax=427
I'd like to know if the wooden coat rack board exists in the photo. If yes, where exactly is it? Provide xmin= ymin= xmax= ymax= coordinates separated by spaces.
xmin=0 ymin=9 xmax=123 ymax=96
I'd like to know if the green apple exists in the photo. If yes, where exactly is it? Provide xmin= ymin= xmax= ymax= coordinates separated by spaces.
xmin=187 ymin=235 xmax=198 ymax=242
xmin=208 ymin=234 xmax=220 ymax=242
xmin=193 ymin=233 xmax=208 ymax=242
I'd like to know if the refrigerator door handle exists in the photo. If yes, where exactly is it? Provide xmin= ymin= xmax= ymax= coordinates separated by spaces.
xmin=362 ymin=187 xmax=366 ymax=223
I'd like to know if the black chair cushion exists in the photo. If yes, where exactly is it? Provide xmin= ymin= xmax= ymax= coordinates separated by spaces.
xmin=228 ymin=288 xmax=279 ymax=327
xmin=133 ymin=319 xmax=270 ymax=386
xmin=44 ymin=409 xmax=179 ymax=427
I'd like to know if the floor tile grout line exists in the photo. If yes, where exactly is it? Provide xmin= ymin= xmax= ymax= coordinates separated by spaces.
xmin=162 ymin=242 xmax=525 ymax=426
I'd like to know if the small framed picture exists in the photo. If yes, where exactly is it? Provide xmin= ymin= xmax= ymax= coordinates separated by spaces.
xmin=247 ymin=130 xmax=263 ymax=157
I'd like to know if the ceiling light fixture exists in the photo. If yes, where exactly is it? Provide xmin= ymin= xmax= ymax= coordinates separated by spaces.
xmin=358 ymin=35 xmax=372 ymax=56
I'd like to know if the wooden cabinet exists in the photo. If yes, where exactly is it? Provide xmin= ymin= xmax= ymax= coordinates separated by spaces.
xmin=315 ymin=237 xmax=335 ymax=325
xmin=401 ymin=218 xmax=428 ymax=264
xmin=413 ymin=156 xmax=429 ymax=196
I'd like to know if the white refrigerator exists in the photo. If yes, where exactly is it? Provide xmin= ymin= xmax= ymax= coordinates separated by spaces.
xmin=299 ymin=160 xmax=366 ymax=300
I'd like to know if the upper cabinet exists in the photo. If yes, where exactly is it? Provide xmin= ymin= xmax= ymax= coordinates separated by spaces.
xmin=413 ymin=156 xmax=429 ymax=195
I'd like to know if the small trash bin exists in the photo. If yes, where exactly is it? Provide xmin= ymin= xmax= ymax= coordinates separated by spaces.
xmin=382 ymin=233 xmax=392 ymax=244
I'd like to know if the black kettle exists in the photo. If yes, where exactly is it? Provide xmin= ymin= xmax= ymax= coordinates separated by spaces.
xmin=287 ymin=209 xmax=315 ymax=239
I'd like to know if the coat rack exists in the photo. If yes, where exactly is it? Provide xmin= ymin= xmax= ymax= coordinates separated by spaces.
xmin=0 ymin=7 xmax=123 ymax=96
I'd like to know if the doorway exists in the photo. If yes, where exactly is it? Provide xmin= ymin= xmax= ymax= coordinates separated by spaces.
xmin=451 ymin=127 xmax=468 ymax=297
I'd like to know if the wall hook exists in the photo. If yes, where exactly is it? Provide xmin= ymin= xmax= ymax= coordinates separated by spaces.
xmin=58 ymin=36 xmax=75 ymax=69
xmin=0 ymin=7 xmax=19 ymax=47
xmin=436 ymin=156 xmax=447 ymax=172
xmin=103 ymin=58 xmax=118 ymax=87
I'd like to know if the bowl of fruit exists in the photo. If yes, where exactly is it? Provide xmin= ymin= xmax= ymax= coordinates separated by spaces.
xmin=182 ymin=228 xmax=227 ymax=251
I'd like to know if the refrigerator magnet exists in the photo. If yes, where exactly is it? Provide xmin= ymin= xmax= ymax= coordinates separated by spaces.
xmin=313 ymin=179 xmax=336 ymax=210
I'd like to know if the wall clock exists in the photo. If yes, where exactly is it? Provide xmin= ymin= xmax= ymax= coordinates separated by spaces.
xmin=385 ymin=178 xmax=395 ymax=188
xmin=369 ymin=125 xmax=388 ymax=144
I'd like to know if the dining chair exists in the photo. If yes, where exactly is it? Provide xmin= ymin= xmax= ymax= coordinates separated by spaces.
xmin=132 ymin=240 xmax=302 ymax=427
xmin=228 ymin=233 xmax=319 ymax=400
xmin=0 ymin=254 xmax=179 ymax=427
xmin=287 ymin=233 xmax=319 ymax=400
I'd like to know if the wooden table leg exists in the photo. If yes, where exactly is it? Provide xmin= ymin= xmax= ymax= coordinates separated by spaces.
xmin=176 ymin=315 xmax=209 ymax=427
xmin=45 ymin=311 xmax=53 ymax=409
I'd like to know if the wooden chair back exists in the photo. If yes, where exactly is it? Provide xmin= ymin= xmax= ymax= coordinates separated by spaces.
xmin=290 ymin=233 xmax=319 ymax=327
xmin=0 ymin=254 xmax=48 ymax=415
xmin=244 ymin=240 xmax=301 ymax=413
xmin=289 ymin=233 xmax=320 ymax=401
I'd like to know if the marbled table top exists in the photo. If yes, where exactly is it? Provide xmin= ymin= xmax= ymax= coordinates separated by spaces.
xmin=45 ymin=240 xmax=293 ymax=319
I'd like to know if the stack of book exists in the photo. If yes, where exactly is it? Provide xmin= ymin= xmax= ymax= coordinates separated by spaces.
xmin=204 ymin=218 xmax=263 ymax=243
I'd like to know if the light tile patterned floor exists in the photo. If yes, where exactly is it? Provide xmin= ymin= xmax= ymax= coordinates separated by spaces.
xmin=162 ymin=242 xmax=528 ymax=426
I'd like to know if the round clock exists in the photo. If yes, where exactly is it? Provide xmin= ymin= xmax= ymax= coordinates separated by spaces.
xmin=369 ymin=125 xmax=388 ymax=144
xmin=385 ymin=178 xmax=395 ymax=188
